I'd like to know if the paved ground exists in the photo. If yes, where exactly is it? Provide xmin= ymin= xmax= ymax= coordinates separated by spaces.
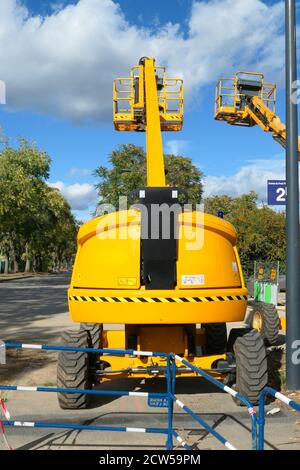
xmin=0 ymin=273 xmax=72 ymax=344
xmin=0 ymin=274 xmax=299 ymax=451
xmin=0 ymin=273 xmax=36 ymax=282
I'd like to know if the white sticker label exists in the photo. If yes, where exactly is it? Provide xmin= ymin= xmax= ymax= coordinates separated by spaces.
xmin=181 ymin=275 xmax=205 ymax=286
xmin=232 ymin=262 xmax=238 ymax=272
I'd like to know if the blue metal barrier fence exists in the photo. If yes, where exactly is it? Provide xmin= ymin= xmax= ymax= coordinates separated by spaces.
xmin=0 ymin=342 xmax=259 ymax=450
xmin=258 ymin=386 xmax=300 ymax=450
xmin=173 ymin=354 xmax=257 ymax=450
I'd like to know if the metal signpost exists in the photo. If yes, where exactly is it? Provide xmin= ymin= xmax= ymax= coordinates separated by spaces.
xmin=285 ymin=0 xmax=300 ymax=390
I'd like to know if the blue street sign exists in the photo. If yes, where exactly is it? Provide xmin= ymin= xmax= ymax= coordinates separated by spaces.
xmin=147 ymin=396 xmax=168 ymax=408
xmin=267 ymin=180 xmax=287 ymax=205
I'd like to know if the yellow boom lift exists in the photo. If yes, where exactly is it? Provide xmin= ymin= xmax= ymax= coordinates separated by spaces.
xmin=57 ymin=59 xmax=274 ymax=410
xmin=215 ymin=71 xmax=300 ymax=158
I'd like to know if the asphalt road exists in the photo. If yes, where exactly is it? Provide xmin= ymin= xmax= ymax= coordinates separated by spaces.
xmin=0 ymin=273 xmax=73 ymax=343
xmin=0 ymin=274 xmax=298 ymax=451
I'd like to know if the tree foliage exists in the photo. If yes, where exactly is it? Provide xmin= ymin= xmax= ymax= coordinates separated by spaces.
xmin=94 ymin=144 xmax=203 ymax=210
xmin=0 ymin=137 xmax=77 ymax=273
xmin=204 ymin=192 xmax=286 ymax=275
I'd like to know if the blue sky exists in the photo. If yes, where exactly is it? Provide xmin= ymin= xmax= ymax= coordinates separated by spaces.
xmin=0 ymin=0 xmax=296 ymax=220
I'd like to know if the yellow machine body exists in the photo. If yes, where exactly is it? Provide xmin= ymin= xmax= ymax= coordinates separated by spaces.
xmin=69 ymin=210 xmax=246 ymax=324
xmin=68 ymin=59 xmax=248 ymax=380
xmin=69 ymin=210 xmax=247 ymax=379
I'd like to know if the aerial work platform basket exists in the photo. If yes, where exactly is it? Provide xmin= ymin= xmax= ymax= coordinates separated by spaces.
xmin=215 ymin=71 xmax=300 ymax=158
xmin=214 ymin=71 xmax=276 ymax=127
xmin=113 ymin=60 xmax=183 ymax=132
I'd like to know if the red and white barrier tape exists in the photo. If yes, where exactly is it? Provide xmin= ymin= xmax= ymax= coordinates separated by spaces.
xmin=0 ymin=399 xmax=13 ymax=450
xmin=1 ymin=399 xmax=10 ymax=420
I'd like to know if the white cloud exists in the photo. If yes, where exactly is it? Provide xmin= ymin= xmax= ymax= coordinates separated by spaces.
xmin=204 ymin=156 xmax=286 ymax=202
xmin=165 ymin=139 xmax=190 ymax=155
xmin=69 ymin=167 xmax=92 ymax=177
xmin=0 ymin=0 xmax=285 ymax=122
xmin=49 ymin=180 xmax=97 ymax=210
xmin=0 ymin=80 xmax=6 ymax=105
xmin=50 ymin=3 xmax=64 ymax=12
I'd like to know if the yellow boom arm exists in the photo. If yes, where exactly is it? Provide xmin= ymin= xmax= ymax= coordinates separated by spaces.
xmin=245 ymin=95 xmax=300 ymax=156
xmin=144 ymin=58 xmax=166 ymax=186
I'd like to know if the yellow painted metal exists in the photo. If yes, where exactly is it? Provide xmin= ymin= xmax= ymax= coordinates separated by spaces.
xmin=98 ymin=354 xmax=225 ymax=381
xmin=71 ymin=210 xmax=141 ymax=289
xmin=233 ymin=246 xmax=246 ymax=289
xmin=144 ymin=58 xmax=166 ymax=187
xmin=113 ymin=58 xmax=183 ymax=186
xmin=132 ymin=65 xmax=145 ymax=110
xmin=215 ymin=71 xmax=300 ymax=159
xmin=177 ymin=213 xmax=242 ymax=289
xmin=96 ymin=326 xmax=225 ymax=381
xmin=69 ymin=209 xmax=247 ymax=324
xmin=69 ymin=292 xmax=247 ymax=324
xmin=67 ymin=59 xmax=249 ymax=384
xmin=214 ymin=71 xmax=276 ymax=124
xmin=279 ymin=317 xmax=286 ymax=331
xmin=102 ymin=329 xmax=125 ymax=349
xmin=113 ymin=59 xmax=183 ymax=132
xmin=252 ymin=311 xmax=263 ymax=333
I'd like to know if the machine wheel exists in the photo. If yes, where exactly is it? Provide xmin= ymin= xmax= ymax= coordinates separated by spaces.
xmin=57 ymin=329 xmax=91 ymax=409
xmin=227 ymin=327 xmax=251 ymax=353
xmin=204 ymin=323 xmax=227 ymax=355
xmin=233 ymin=329 xmax=268 ymax=405
xmin=80 ymin=323 xmax=103 ymax=385
xmin=80 ymin=323 xmax=103 ymax=349
xmin=247 ymin=302 xmax=279 ymax=346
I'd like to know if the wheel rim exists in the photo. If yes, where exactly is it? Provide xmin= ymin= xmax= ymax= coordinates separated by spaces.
xmin=252 ymin=311 xmax=263 ymax=332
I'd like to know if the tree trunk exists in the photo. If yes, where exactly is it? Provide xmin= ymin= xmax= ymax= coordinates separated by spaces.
xmin=36 ymin=255 xmax=43 ymax=273
xmin=13 ymin=259 xmax=19 ymax=273
xmin=25 ymin=258 xmax=31 ymax=273
xmin=4 ymin=257 xmax=9 ymax=275
xmin=24 ymin=243 xmax=31 ymax=272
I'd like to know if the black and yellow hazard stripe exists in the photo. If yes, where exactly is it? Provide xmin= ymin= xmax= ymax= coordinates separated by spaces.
xmin=69 ymin=295 xmax=248 ymax=303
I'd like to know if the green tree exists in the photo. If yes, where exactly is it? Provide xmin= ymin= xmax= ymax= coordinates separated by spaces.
xmin=204 ymin=192 xmax=286 ymax=275
xmin=94 ymin=144 xmax=203 ymax=211
xmin=0 ymin=137 xmax=77 ymax=273
xmin=25 ymin=187 xmax=77 ymax=272
xmin=0 ymin=138 xmax=51 ymax=271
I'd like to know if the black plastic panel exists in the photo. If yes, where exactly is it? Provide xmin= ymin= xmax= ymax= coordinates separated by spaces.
xmin=138 ymin=187 xmax=180 ymax=290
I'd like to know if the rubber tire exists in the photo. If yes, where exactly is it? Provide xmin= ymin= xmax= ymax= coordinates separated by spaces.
xmin=227 ymin=327 xmax=252 ymax=353
xmin=204 ymin=323 xmax=227 ymax=355
xmin=80 ymin=323 xmax=103 ymax=349
xmin=80 ymin=323 xmax=103 ymax=385
xmin=57 ymin=329 xmax=91 ymax=409
xmin=247 ymin=302 xmax=279 ymax=346
xmin=233 ymin=329 xmax=268 ymax=405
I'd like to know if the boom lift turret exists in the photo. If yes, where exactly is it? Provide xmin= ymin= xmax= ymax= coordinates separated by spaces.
xmin=215 ymin=71 xmax=300 ymax=158
xmin=57 ymin=59 xmax=269 ymax=410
